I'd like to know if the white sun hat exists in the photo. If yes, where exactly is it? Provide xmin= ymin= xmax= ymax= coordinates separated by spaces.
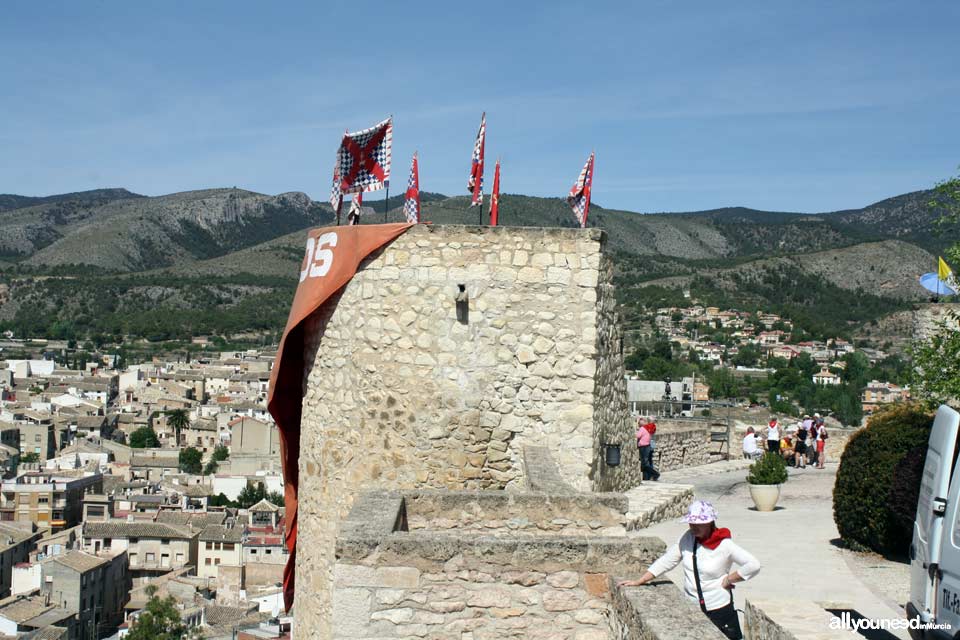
xmin=680 ymin=500 xmax=718 ymax=524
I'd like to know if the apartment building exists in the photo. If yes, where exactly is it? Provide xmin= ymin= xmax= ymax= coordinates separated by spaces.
xmin=41 ymin=549 xmax=129 ymax=638
xmin=197 ymin=524 xmax=243 ymax=580
xmin=0 ymin=471 xmax=103 ymax=530
xmin=81 ymin=521 xmax=197 ymax=579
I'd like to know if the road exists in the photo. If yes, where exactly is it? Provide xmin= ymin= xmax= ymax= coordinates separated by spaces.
xmin=641 ymin=461 xmax=911 ymax=639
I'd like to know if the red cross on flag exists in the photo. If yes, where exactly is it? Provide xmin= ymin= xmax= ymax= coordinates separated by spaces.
xmin=335 ymin=117 xmax=393 ymax=195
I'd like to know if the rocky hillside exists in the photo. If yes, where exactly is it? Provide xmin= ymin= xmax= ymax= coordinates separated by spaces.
xmin=9 ymin=189 xmax=329 ymax=271
xmin=0 ymin=185 xmax=947 ymax=342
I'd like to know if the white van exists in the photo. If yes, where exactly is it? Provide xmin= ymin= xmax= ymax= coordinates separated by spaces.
xmin=908 ymin=405 xmax=960 ymax=638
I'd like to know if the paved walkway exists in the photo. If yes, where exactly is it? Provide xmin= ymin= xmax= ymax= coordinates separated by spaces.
xmin=658 ymin=458 xmax=753 ymax=484
xmin=638 ymin=462 xmax=910 ymax=639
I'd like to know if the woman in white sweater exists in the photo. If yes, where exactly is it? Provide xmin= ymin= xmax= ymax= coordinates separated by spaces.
xmin=619 ymin=500 xmax=761 ymax=640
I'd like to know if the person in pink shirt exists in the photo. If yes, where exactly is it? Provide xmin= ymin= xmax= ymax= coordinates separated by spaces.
xmin=636 ymin=417 xmax=660 ymax=481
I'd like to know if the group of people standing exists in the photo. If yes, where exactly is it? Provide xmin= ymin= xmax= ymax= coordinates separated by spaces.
xmin=742 ymin=414 xmax=828 ymax=469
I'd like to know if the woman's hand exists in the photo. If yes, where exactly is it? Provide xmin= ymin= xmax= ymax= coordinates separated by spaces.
xmin=721 ymin=574 xmax=739 ymax=590
xmin=618 ymin=579 xmax=644 ymax=587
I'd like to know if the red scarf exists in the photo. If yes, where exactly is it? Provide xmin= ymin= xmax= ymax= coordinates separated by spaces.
xmin=698 ymin=526 xmax=732 ymax=550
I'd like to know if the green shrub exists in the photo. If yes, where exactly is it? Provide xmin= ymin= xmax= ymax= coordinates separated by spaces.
xmin=833 ymin=403 xmax=933 ymax=554
xmin=747 ymin=453 xmax=788 ymax=485
xmin=888 ymin=445 xmax=928 ymax=540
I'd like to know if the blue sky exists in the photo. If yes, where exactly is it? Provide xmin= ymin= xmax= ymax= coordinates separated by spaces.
xmin=1 ymin=1 xmax=958 ymax=213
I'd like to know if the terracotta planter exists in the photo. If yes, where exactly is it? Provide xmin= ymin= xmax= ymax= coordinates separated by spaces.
xmin=748 ymin=483 xmax=781 ymax=511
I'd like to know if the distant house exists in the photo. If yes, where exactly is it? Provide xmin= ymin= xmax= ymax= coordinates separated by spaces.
xmin=197 ymin=524 xmax=244 ymax=580
xmin=769 ymin=345 xmax=800 ymax=361
xmin=862 ymin=380 xmax=911 ymax=413
xmin=40 ymin=549 xmax=129 ymax=636
xmin=81 ymin=521 xmax=197 ymax=578
xmin=812 ymin=367 xmax=841 ymax=386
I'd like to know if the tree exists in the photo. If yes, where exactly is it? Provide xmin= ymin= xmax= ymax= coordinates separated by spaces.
xmin=126 ymin=585 xmax=198 ymax=640
xmin=203 ymin=445 xmax=229 ymax=475
xmin=236 ymin=483 xmax=267 ymax=509
xmin=931 ymin=168 xmax=960 ymax=266
xmin=706 ymin=367 xmax=738 ymax=400
xmin=911 ymin=312 xmax=960 ymax=407
xmin=178 ymin=447 xmax=203 ymax=475
xmin=911 ymin=169 xmax=960 ymax=405
xmin=165 ymin=409 xmax=190 ymax=447
xmin=841 ymin=351 xmax=870 ymax=389
xmin=129 ymin=426 xmax=160 ymax=449
xmin=20 ymin=452 xmax=39 ymax=463
xmin=732 ymin=344 xmax=761 ymax=368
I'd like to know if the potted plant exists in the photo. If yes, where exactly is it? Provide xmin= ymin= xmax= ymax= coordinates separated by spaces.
xmin=747 ymin=453 xmax=788 ymax=511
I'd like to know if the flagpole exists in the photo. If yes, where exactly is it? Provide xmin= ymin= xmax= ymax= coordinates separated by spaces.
xmin=384 ymin=185 xmax=389 ymax=224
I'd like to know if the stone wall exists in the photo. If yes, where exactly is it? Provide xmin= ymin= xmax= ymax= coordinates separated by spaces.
xmin=295 ymin=225 xmax=639 ymax=635
xmin=652 ymin=427 xmax=711 ymax=472
xmin=330 ymin=491 xmax=665 ymax=639
xmin=610 ymin=580 xmax=727 ymax=640
xmin=913 ymin=303 xmax=960 ymax=343
xmin=403 ymin=490 xmax=628 ymax=537
xmin=591 ymin=250 xmax=635 ymax=492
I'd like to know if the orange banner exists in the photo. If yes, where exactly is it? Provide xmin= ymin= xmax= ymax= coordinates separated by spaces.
xmin=267 ymin=222 xmax=413 ymax=610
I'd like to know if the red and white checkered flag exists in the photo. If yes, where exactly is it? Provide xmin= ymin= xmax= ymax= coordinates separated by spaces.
xmin=329 ymin=158 xmax=343 ymax=217
xmin=467 ymin=113 xmax=485 ymax=207
xmin=567 ymin=152 xmax=594 ymax=228
xmin=335 ymin=117 xmax=393 ymax=195
xmin=404 ymin=153 xmax=420 ymax=224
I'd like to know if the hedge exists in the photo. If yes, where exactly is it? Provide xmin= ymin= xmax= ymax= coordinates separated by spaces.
xmin=833 ymin=403 xmax=934 ymax=554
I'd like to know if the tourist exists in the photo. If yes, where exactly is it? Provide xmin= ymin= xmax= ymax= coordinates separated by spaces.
xmin=810 ymin=414 xmax=824 ymax=467
xmin=815 ymin=420 xmax=828 ymax=469
xmin=794 ymin=420 xmax=808 ymax=469
xmin=766 ymin=417 xmax=780 ymax=454
xmin=637 ymin=418 xmax=660 ymax=481
xmin=780 ymin=434 xmax=795 ymax=466
xmin=618 ymin=500 xmax=760 ymax=640
xmin=742 ymin=427 xmax=761 ymax=460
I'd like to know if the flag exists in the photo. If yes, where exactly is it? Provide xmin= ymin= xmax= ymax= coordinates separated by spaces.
xmin=329 ymin=159 xmax=343 ymax=217
xmin=467 ymin=113 xmax=485 ymax=206
xmin=939 ymin=257 xmax=952 ymax=282
xmin=334 ymin=117 xmax=393 ymax=195
xmin=939 ymin=257 xmax=959 ymax=292
xmin=403 ymin=152 xmax=420 ymax=224
xmin=490 ymin=159 xmax=501 ymax=226
xmin=567 ymin=152 xmax=595 ymax=228
xmin=346 ymin=193 xmax=363 ymax=225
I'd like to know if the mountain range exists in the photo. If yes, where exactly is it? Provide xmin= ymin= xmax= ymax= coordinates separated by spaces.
xmin=0 ymin=186 xmax=947 ymax=346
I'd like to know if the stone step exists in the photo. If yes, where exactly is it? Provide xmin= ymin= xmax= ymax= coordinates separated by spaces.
xmin=623 ymin=482 xmax=695 ymax=531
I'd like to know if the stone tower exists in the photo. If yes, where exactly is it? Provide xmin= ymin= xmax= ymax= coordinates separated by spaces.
xmin=292 ymin=225 xmax=636 ymax=635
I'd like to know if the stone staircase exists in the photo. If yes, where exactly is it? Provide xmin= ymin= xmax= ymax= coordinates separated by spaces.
xmin=624 ymin=482 xmax=695 ymax=531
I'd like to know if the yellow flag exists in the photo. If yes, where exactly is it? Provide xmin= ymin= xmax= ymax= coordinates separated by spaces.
xmin=939 ymin=257 xmax=953 ymax=282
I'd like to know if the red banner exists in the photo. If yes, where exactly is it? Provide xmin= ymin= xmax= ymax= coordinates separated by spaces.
xmin=267 ymin=223 xmax=413 ymax=610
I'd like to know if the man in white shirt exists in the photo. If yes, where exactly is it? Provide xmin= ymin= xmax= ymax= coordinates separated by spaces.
xmin=742 ymin=427 xmax=761 ymax=460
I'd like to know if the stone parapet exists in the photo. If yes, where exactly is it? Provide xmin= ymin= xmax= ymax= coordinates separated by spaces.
xmin=610 ymin=579 xmax=727 ymax=640
xmin=403 ymin=489 xmax=629 ymax=536
xmin=330 ymin=489 xmax=666 ymax=638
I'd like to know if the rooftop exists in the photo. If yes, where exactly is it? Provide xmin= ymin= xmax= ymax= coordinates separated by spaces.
xmin=84 ymin=521 xmax=193 ymax=540
xmin=199 ymin=525 xmax=244 ymax=543
xmin=47 ymin=550 xmax=108 ymax=573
